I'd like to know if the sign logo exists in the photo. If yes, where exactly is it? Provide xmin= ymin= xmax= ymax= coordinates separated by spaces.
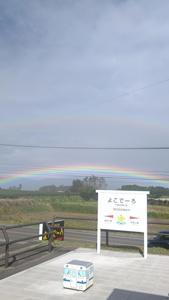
xmin=116 ymin=215 xmax=126 ymax=225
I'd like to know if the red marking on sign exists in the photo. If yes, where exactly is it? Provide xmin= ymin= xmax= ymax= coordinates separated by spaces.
xmin=105 ymin=215 xmax=114 ymax=218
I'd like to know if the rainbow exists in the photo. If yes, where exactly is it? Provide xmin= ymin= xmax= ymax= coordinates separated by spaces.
xmin=0 ymin=164 xmax=169 ymax=187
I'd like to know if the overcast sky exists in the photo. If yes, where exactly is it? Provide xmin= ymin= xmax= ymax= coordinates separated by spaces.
xmin=1 ymin=0 xmax=169 ymax=189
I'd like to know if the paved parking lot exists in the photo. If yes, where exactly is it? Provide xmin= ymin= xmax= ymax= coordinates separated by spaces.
xmin=0 ymin=248 xmax=169 ymax=299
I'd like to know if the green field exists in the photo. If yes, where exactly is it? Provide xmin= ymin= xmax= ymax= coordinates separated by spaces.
xmin=0 ymin=195 xmax=169 ymax=227
xmin=0 ymin=195 xmax=97 ymax=224
xmin=0 ymin=195 xmax=169 ymax=256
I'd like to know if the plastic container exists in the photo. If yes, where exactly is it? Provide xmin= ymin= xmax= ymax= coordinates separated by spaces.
xmin=63 ymin=259 xmax=94 ymax=291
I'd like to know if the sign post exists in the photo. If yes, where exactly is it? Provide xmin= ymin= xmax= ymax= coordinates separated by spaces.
xmin=96 ymin=190 xmax=149 ymax=258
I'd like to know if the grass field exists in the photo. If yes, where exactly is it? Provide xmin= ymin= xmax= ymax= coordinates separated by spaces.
xmin=148 ymin=204 xmax=169 ymax=219
xmin=0 ymin=195 xmax=169 ymax=256
xmin=0 ymin=195 xmax=169 ymax=224
xmin=0 ymin=195 xmax=96 ymax=224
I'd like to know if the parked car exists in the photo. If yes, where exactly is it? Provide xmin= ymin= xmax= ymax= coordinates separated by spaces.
xmin=148 ymin=231 xmax=169 ymax=249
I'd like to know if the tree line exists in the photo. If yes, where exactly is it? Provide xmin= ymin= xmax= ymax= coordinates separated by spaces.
xmin=1 ymin=179 xmax=169 ymax=200
xmin=121 ymin=184 xmax=169 ymax=198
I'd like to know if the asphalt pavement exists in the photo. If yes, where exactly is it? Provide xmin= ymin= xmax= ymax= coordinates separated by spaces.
xmin=0 ymin=226 xmax=145 ymax=246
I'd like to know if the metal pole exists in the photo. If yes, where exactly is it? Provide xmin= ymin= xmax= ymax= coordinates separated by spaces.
xmin=144 ymin=195 xmax=148 ymax=259
xmin=48 ymin=232 xmax=52 ymax=252
xmin=106 ymin=230 xmax=109 ymax=246
xmin=144 ymin=230 xmax=147 ymax=259
xmin=44 ymin=222 xmax=53 ymax=252
xmin=2 ymin=227 xmax=10 ymax=268
xmin=97 ymin=227 xmax=101 ymax=254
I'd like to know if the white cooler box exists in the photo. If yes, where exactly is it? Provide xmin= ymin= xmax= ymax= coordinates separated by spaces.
xmin=63 ymin=259 xmax=94 ymax=291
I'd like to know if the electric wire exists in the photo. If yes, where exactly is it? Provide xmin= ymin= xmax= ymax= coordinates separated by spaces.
xmin=0 ymin=143 xmax=169 ymax=150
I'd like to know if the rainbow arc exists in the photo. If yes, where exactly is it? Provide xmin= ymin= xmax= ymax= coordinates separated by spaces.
xmin=0 ymin=164 xmax=169 ymax=187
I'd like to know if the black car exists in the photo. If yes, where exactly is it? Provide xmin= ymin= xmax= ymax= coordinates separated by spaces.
xmin=148 ymin=231 xmax=169 ymax=249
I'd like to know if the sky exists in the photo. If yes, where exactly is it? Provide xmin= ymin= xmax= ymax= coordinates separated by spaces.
xmin=0 ymin=0 xmax=169 ymax=189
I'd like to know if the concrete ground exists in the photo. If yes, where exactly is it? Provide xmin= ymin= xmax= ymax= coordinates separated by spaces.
xmin=0 ymin=248 xmax=169 ymax=300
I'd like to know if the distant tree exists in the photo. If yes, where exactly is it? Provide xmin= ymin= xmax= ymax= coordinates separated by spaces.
xmin=71 ymin=179 xmax=84 ymax=194
xmin=9 ymin=184 xmax=23 ymax=191
xmin=39 ymin=185 xmax=57 ymax=193
xmin=83 ymin=176 xmax=107 ymax=189
xmin=120 ymin=185 xmax=169 ymax=198
xmin=70 ymin=176 xmax=107 ymax=200
xmin=38 ymin=184 xmax=70 ymax=194
xmin=121 ymin=185 xmax=148 ymax=191
xmin=19 ymin=184 xmax=22 ymax=190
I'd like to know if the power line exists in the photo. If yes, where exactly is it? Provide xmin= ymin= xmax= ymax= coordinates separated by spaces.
xmin=0 ymin=143 xmax=169 ymax=150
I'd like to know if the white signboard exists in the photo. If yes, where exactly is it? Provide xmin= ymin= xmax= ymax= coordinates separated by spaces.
xmin=96 ymin=190 xmax=149 ymax=258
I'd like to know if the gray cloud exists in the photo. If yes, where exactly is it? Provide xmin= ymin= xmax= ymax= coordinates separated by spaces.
xmin=1 ymin=0 xmax=169 ymax=188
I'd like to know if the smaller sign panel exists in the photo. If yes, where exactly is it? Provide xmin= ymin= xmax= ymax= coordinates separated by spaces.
xmin=39 ymin=220 xmax=64 ymax=241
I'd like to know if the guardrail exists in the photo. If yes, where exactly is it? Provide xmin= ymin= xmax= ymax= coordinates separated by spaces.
xmin=0 ymin=218 xmax=168 ymax=268
xmin=0 ymin=220 xmax=64 ymax=268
